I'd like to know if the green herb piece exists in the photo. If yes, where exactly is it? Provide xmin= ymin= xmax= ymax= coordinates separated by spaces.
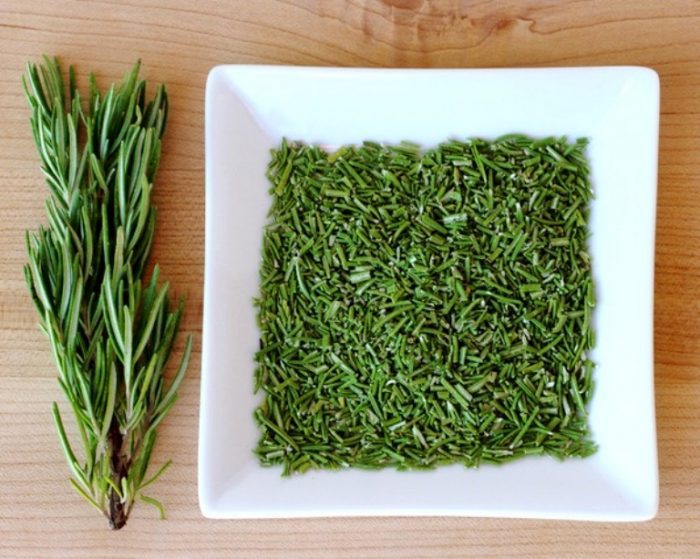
xmin=254 ymin=135 xmax=596 ymax=474
xmin=23 ymin=56 xmax=191 ymax=529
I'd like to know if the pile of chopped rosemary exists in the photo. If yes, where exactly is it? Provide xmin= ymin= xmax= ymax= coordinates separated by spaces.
xmin=254 ymin=136 xmax=596 ymax=475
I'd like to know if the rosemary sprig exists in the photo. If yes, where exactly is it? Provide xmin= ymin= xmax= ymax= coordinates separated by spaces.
xmin=23 ymin=56 xmax=192 ymax=530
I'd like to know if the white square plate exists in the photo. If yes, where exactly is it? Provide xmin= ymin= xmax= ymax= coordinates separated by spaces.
xmin=200 ymin=66 xmax=659 ymax=521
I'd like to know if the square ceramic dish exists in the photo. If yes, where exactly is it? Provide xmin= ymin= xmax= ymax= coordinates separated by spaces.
xmin=200 ymin=66 xmax=659 ymax=521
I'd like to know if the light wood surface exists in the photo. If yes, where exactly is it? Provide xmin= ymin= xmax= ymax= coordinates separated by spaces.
xmin=1 ymin=1 xmax=699 ymax=557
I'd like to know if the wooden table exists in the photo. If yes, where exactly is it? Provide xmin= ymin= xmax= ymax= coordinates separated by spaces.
xmin=1 ymin=1 xmax=698 ymax=556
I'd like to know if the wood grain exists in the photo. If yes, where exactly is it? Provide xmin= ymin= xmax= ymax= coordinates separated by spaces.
xmin=1 ymin=0 xmax=699 ymax=556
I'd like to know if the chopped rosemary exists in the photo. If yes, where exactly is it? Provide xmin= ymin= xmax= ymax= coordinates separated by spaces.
xmin=254 ymin=135 xmax=596 ymax=475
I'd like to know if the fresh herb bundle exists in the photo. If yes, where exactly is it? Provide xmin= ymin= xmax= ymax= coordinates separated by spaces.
xmin=255 ymin=136 xmax=596 ymax=474
xmin=23 ymin=57 xmax=191 ymax=529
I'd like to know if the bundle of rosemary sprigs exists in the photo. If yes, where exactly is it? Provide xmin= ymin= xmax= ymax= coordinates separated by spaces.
xmin=23 ymin=57 xmax=191 ymax=529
